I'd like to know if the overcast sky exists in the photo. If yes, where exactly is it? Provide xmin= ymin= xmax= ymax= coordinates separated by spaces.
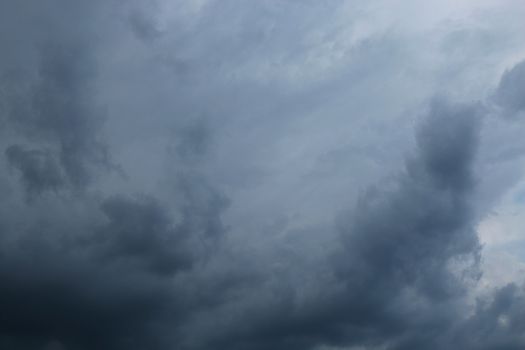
xmin=1 ymin=1 xmax=525 ymax=349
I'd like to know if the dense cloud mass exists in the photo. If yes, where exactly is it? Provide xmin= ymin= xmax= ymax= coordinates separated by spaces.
xmin=1 ymin=1 xmax=525 ymax=349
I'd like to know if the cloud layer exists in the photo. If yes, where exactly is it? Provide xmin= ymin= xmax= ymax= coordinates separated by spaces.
xmin=1 ymin=1 xmax=525 ymax=349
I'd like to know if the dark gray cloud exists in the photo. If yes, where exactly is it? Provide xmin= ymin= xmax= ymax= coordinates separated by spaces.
xmin=179 ymin=99 xmax=483 ymax=350
xmin=96 ymin=195 xmax=193 ymax=275
xmin=340 ymin=100 xmax=482 ymax=303
xmin=448 ymin=283 xmax=525 ymax=349
xmin=0 ymin=197 xmax=175 ymax=350
xmin=0 ymin=1 xmax=113 ymax=197
xmin=5 ymin=144 xmax=64 ymax=197
xmin=0 ymin=191 xmax=228 ymax=350
xmin=1 ymin=1 xmax=525 ymax=350
xmin=128 ymin=9 xmax=162 ymax=43
xmin=0 ymin=1 xmax=226 ymax=349
xmin=494 ymin=59 xmax=525 ymax=115
xmin=4 ymin=43 xmax=109 ymax=190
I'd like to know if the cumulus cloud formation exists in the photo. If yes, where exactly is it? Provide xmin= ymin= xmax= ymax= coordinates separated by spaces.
xmin=1 ymin=1 xmax=525 ymax=350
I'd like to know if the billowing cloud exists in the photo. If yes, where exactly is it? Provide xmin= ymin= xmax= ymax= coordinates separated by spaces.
xmin=178 ymin=98 xmax=483 ymax=350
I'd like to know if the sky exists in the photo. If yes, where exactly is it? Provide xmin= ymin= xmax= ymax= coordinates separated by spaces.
xmin=1 ymin=0 xmax=525 ymax=349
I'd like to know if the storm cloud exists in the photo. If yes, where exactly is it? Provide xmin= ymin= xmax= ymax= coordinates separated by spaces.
xmin=1 ymin=1 xmax=525 ymax=350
